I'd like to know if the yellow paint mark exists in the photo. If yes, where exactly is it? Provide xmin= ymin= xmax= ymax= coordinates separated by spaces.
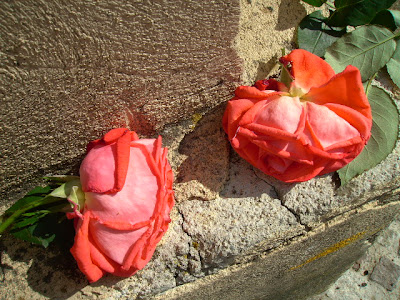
xmin=290 ymin=231 xmax=367 ymax=271
xmin=191 ymin=113 xmax=203 ymax=127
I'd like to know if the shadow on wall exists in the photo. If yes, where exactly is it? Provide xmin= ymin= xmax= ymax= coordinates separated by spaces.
xmin=275 ymin=0 xmax=307 ymax=31
xmin=254 ymin=55 xmax=279 ymax=81
xmin=175 ymin=104 xmax=231 ymax=201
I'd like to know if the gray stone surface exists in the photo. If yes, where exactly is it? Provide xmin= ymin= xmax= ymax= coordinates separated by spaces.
xmin=310 ymin=213 xmax=400 ymax=300
xmin=155 ymin=202 xmax=400 ymax=300
xmin=370 ymin=257 xmax=400 ymax=291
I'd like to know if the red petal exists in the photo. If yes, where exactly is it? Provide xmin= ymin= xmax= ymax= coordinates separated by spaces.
xmin=112 ymin=130 xmax=131 ymax=192
xmin=306 ymin=65 xmax=372 ymax=120
xmin=103 ymin=128 xmax=129 ymax=144
xmin=283 ymin=49 xmax=335 ymax=91
xmin=235 ymin=86 xmax=282 ymax=99
xmin=80 ymin=128 xmax=134 ymax=194
xmin=70 ymin=211 xmax=105 ymax=283
xmin=223 ymin=97 xmax=259 ymax=139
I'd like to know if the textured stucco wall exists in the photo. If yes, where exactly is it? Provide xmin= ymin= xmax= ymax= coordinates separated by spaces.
xmin=0 ymin=0 xmax=242 ymax=204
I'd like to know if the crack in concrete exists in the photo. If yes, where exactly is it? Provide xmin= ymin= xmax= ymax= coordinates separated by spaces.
xmin=321 ymin=192 xmax=400 ymax=227
xmin=252 ymin=168 xmax=312 ymax=232
xmin=174 ymin=205 xmax=207 ymax=285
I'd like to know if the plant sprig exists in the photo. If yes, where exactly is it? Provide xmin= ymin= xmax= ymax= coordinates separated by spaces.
xmin=0 ymin=176 xmax=84 ymax=248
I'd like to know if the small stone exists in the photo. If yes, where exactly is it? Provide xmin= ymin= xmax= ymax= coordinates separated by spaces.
xmin=352 ymin=262 xmax=360 ymax=271
xmin=370 ymin=257 xmax=400 ymax=291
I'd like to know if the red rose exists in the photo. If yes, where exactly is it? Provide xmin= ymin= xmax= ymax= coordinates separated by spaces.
xmin=223 ymin=49 xmax=372 ymax=182
xmin=70 ymin=128 xmax=174 ymax=282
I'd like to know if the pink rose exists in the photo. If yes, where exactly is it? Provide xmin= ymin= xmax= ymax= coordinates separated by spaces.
xmin=223 ymin=49 xmax=372 ymax=182
xmin=70 ymin=128 xmax=174 ymax=282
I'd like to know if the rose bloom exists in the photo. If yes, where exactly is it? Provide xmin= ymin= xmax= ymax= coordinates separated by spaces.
xmin=70 ymin=128 xmax=174 ymax=282
xmin=223 ymin=49 xmax=372 ymax=182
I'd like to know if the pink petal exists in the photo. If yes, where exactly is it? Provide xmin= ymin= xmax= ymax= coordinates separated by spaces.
xmin=85 ymin=139 xmax=159 ymax=224
xmin=89 ymin=220 xmax=148 ymax=265
xmin=80 ymin=144 xmax=116 ymax=193
xmin=253 ymin=96 xmax=303 ymax=134
xmin=304 ymin=102 xmax=359 ymax=149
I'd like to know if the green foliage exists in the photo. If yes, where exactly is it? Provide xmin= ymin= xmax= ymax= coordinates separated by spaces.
xmin=325 ymin=26 xmax=397 ymax=81
xmin=371 ymin=9 xmax=400 ymax=31
xmin=338 ymin=84 xmax=399 ymax=185
xmin=329 ymin=0 xmax=396 ymax=27
xmin=280 ymin=63 xmax=293 ymax=88
xmin=387 ymin=40 xmax=400 ymax=89
xmin=297 ymin=10 xmax=346 ymax=57
xmin=0 ymin=178 xmax=84 ymax=248
xmin=301 ymin=0 xmax=327 ymax=7
xmin=10 ymin=214 xmax=74 ymax=248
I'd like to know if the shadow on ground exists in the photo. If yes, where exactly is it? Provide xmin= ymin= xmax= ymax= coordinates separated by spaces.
xmin=0 ymin=231 xmax=124 ymax=299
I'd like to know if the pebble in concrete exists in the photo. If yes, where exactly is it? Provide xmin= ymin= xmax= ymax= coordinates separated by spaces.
xmin=370 ymin=257 xmax=400 ymax=291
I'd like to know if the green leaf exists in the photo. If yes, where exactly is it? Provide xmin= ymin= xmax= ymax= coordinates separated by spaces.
xmin=301 ymin=0 xmax=327 ymax=7
xmin=387 ymin=40 xmax=400 ymax=89
xmin=370 ymin=9 xmax=400 ymax=31
xmin=280 ymin=64 xmax=293 ymax=88
xmin=9 ymin=213 xmax=74 ymax=248
xmin=5 ymin=195 xmax=44 ymax=214
xmin=330 ymin=0 xmax=396 ymax=27
xmin=11 ymin=213 xmax=47 ymax=229
xmin=11 ymin=228 xmax=53 ymax=248
xmin=298 ymin=11 xmax=346 ymax=57
xmin=50 ymin=179 xmax=83 ymax=199
xmin=338 ymin=85 xmax=399 ymax=185
xmin=26 ymin=185 xmax=52 ymax=196
xmin=5 ymin=185 xmax=56 ymax=214
xmin=325 ymin=25 xmax=397 ymax=81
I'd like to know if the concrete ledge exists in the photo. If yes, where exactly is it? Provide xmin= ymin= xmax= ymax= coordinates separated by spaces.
xmin=155 ymin=201 xmax=400 ymax=300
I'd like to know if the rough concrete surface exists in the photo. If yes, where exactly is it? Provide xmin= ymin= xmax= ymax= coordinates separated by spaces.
xmin=156 ymin=202 xmax=400 ymax=300
xmin=310 ymin=213 xmax=400 ymax=300
xmin=1 ymin=0 xmax=400 ymax=300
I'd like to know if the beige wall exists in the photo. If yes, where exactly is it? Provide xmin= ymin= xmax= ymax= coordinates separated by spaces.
xmin=0 ymin=0 xmax=243 ymax=204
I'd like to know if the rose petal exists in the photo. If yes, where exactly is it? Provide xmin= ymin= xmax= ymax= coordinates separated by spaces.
xmin=253 ymin=96 xmax=303 ymax=134
xmin=306 ymin=65 xmax=372 ymax=119
xmin=89 ymin=220 xmax=148 ymax=265
xmin=235 ymin=86 xmax=281 ymax=99
xmin=304 ymin=102 xmax=360 ymax=149
xmin=70 ymin=211 xmax=105 ymax=283
xmin=80 ymin=143 xmax=117 ymax=193
xmin=323 ymin=103 xmax=371 ymax=141
xmin=283 ymin=49 xmax=335 ymax=91
xmin=85 ymin=140 xmax=158 ymax=224
xmin=222 ymin=97 xmax=259 ymax=139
